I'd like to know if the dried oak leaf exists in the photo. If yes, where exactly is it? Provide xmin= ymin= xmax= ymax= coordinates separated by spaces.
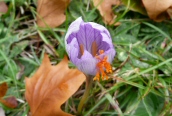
xmin=25 ymin=54 xmax=85 ymax=116
xmin=0 ymin=82 xmax=18 ymax=109
xmin=37 ymin=0 xmax=70 ymax=28
xmin=93 ymin=0 xmax=121 ymax=25
xmin=142 ymin=0 xmax=172 ymax=21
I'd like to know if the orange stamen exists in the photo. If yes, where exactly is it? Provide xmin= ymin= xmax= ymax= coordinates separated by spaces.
xmin=93 ymin=73 xmax=100 ymax=81
xmin=80 ymin=44 xmax=84 ymax=56
xmin=93 ymin=50 xmax=112 ymax=81
xmin=91 ymin=41 xmax=97 ymax=56
xmin=99 ymin=50 xmax=104 ymax=54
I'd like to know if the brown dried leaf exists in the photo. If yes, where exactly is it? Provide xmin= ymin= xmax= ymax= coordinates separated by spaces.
xmin=0 ymin=1 xmax=8 ymax=16
xmin=142 ymin=0 xmax=172 ymax=21
xmin=0 ymin=83 xmax=7 ymax=98
xmin=0 ymin=83 xmax=18 ymax=108
xmin=0 ymin=97 xmax=18 ymax=109
xmin=93 ymin=0 xmax=121 ymax=25
xmin=167 ymin=6 xmax=172 ymax=19
xmin=25 ymin=54 xmax=86 ymax=116
xmin=37 ymin=0 xmax=70 ymax=27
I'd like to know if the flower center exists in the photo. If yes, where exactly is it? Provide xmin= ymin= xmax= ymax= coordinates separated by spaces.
xmin=93 ymin=50 xmax=112 ymax=81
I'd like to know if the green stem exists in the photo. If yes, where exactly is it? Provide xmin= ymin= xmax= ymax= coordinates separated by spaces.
xmin=77 ymin=75 xmax=93 ymax=115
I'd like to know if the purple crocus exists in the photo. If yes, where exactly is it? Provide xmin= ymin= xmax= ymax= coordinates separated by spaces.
xmin=65 ymin=17 xmax=116 ymax=81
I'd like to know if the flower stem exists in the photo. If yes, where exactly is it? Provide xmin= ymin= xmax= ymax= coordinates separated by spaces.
xmin=77 ymin=75 xmax=93 ymax=115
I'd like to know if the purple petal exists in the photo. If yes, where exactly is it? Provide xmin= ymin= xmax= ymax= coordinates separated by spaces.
xmin=97 ymin=41 xmax=110 ymax=53
xmin=67 ymin=38 xmax=80 ymax=65
xmin=99 ymin=48 xmax=116 ymax=63
xmin=69 ymin=24 xmax=103 ymax=52
xmin=101 ymin=33 xmax=113 ymax=47
xmin=67 ymin=23 xmax=112 ymax=55
xmin=77 ymin=50 xmax=97 ymax=75
xmin=88 ymin=22 xmax=111 ymax=37
xmin=65 ymin=17 xmax=83 ymax=47
xmin=106 ymin=49 xmax=116 ymax=63
xmin=67 ymin=39 xmax=98 ymax=75
xmin=65 ymin=17 xmax=116 ymax=76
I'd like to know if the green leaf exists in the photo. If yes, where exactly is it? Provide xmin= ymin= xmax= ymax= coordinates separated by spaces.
xmin=134 ymin=93 xmax=164 ymax=116
xmin=69 ymin=0 xmax=97 ymax=21
xmin=122 ymin=0 xmax=147 ymax=15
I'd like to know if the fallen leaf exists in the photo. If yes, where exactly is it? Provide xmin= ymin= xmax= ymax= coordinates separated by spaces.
xmin=0 ymin=83 xmax=18 ymax=109
xmin=167 ymin=6 xmax=172 ymax=19
xmin=0 ymin=97 xmax=18 ymax=109
xmin=25 ymin=54 xmax=86 ymax=116
xmin=142 ymin=0 xmax=172 ymax=21
xmin=93 ymin=0 xmax=121 ymax=25
xmin=0 ymin=1 xmax=8 ymax=16
xmin=37 ymin=0 xmax=70 ymax=27
xmin=0 ymin=83 xmax=7 ymax=98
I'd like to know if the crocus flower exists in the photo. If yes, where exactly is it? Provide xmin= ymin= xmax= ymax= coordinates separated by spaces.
xmin=65 ymin=17 xmax=116 ymax=81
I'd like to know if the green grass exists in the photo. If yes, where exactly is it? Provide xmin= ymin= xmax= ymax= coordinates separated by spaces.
xmin=0 ymin=0 xmax=172 ymax=116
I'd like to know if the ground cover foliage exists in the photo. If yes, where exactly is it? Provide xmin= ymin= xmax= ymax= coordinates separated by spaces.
xmin=0 ymin=0 xmax=172 ymax=116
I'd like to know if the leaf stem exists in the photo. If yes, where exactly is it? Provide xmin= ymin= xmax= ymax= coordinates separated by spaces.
xmin=77 ymin=75 xmax=93 ymax=115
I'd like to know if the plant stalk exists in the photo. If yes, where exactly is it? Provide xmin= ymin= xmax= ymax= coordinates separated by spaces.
xmin=77 ymin=75 xmax=93 ymax=115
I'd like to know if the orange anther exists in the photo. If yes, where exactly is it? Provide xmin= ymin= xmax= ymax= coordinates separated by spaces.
xmin=93 ymin=50 xmax=112 ymax=81
xmin=99 ymin=50 xmax=104 ymax=54
xmin=93 ymin=73 xmax=100 ymax=81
